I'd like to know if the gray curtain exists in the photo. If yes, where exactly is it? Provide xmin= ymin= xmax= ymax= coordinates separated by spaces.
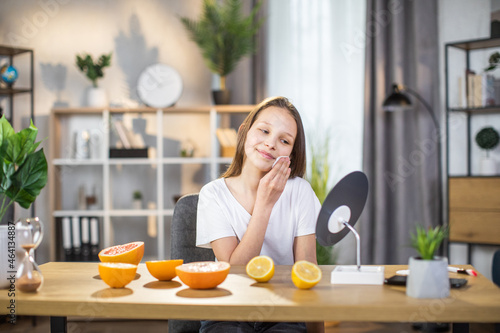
xmin=252 ymin=0 xmax=269 ymax=103
xmin=360 ymin=0 xmax=441 ymax=265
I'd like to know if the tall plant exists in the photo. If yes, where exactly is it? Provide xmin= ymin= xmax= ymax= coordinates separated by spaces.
xmin=180 ymin=0 xmax=263 ymax=90
xmin=307 ymin=134 xmax=336 ymax=265
xmin=0 ymin=116 xmax=48 ymax=222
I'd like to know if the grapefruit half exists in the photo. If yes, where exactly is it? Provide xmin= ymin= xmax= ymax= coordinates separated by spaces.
xmin=175 ymin=261 xmax=230 ymax=289
xmin=98 ymin=241 xmax=144 ymax=265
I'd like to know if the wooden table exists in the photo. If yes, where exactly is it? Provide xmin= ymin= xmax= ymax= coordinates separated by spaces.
xmin=1 ymin=263 xmax=499 ymax=332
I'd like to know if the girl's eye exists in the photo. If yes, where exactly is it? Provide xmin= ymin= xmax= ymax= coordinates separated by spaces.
xmin=260 ymin=129 xmax=269 ymax=134
xmin=281 ymin=139 xmax=290 ymax=145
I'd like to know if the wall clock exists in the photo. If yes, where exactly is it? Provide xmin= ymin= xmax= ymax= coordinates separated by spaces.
xmin=137 ymin=64 xmax=183 ymax=108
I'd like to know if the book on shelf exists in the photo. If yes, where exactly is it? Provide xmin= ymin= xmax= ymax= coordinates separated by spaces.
xmin=466 ymin=71 xmax=496 ymax=108
xmin=216 ymin=128 xmax=237 ymax=157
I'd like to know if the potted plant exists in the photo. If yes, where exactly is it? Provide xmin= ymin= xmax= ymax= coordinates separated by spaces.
xmin=407 ymin=224 xmax=449 ymax=298
xmin=179 ymin=0 xmax=263 ymax=104
xmin=0 ymin=116 xmax=48 ymax=224
xmin=132 ymin=191 xmax=142 ymax=210
xmin=475 ymin=126 xmax=499 ymax=175
xmin=76 ymin=52 xmax=112 ymax=107
xmin=485 ymin=51 xmax=500 ymax=72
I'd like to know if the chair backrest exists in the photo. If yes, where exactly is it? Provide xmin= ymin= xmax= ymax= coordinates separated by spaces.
xmin=169 ymin=193 xmax=215 ymax=333
xmin=493 ymin=249 xmax=500 ymax=287
xmin=170 ymin=193 xmax=215 ymax=263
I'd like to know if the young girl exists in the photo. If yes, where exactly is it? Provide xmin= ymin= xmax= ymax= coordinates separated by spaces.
xmin=196 ymin=96 xmax=322 ymax=333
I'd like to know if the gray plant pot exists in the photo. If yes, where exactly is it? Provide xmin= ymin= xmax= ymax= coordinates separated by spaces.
xmin=407 ymin=256 xmax=450 ymax=299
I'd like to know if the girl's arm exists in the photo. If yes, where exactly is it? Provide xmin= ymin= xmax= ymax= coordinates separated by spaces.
xmin=293 ymin=234 xmax=317 ymax=264
xmin=211 ymin=158 xmax=291 ymax=264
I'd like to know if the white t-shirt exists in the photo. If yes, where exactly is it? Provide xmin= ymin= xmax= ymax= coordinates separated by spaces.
xmin=196 ymin=177 xmax=321 ymax=265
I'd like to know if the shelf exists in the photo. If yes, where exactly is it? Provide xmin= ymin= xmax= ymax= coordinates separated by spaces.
xmin=449 ymin=175 xmax=500 ymax=179
xmin=446 ymin=37 xmax=500 ymax=50
xmin=52 ymin=105 xmax=255 ymax=115
xmin=53 ymin=210 xmax=105 ymax=217
xmin=53 ymin=159 xmax=105 ymax=166
xmin=0 ymin=45 xmax=32 ymax=56
xmin=448 ymin=106 xmax=500 ymax=114
xmin=0 ymin=87 xmax=32 ymax=95
xmin=49 ymin=105 xmax=252 ymax=261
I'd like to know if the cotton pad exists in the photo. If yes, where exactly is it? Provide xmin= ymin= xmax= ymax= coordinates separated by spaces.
xmin=272 ymin=156 xmax=289 ymax=168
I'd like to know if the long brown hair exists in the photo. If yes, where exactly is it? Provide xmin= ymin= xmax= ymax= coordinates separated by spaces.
xmin=222 ymin=96 xmax=306 ymax=178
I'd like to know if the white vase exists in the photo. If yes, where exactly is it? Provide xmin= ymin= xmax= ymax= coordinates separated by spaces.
xmin=87 ymin=87 xmax=107 ymax=107
xmin=133 ymin=199 xmax=142 ymax=210
xmin=407 ymin=256 xmax=450 ymax=299
xmin=480 ymin=157 xmax=497 ymax=175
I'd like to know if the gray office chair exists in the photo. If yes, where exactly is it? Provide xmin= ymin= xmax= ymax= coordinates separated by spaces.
xmin=168 ymin=193 xmax=215 ymax=333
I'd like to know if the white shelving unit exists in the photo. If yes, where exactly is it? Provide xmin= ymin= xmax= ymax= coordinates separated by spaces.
xmin=49 ymin=105 xmax=253 ymax=261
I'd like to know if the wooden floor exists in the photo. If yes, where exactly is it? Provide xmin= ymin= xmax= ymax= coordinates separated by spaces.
xmin=0 ymin=316 xmax=496 ymax=332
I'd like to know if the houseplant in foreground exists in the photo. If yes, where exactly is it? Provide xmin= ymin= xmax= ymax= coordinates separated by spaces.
xmin=76 ymin=52 xmax=112 ymax=107
xmin=179 ymin=0 xmax=263 ymax=104
xmin=407 ymin=224 xmax=449 ymax=298
xmin=0 ymin=116 xmax=48 ymax=224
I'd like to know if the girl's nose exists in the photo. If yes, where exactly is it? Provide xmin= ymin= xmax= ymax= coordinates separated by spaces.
xmin=264 ymin=137 xmax=276 ymax=149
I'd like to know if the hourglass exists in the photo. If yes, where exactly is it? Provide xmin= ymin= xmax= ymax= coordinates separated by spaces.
xmin=15 ymin=217 xmax=44 ymax=292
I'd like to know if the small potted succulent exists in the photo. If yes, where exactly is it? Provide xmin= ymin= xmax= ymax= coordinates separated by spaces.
xmin=132 ymin=191 xmax=143 ymax=210
xmin=76 ymin=52 xmax=112 ymax=107
xmin=407 ymin=224 xmax=449 ymax=298
xmin=475 ymin=126 xmax=499 ymax=175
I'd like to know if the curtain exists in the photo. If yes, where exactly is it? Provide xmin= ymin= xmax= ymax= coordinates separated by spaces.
xmin=258 ymin=0 xmax=366 ymax=264
xmin=360 ymin=0 xmax=441 ymax=265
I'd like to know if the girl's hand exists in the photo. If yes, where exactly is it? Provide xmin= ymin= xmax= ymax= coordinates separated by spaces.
xmin=256 ymin=156 xmax=291 ymax=210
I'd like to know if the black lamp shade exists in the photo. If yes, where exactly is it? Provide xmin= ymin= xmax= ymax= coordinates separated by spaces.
xmin=383 ymin=84 xmax=412 ymax=111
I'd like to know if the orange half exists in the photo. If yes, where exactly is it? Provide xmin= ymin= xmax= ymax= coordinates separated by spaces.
xmin=146 ymin=259 xmax=184 ymax=281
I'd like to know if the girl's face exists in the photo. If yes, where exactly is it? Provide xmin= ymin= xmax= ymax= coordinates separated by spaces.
xmin=243 ymin=106 xmax=297 ymax=172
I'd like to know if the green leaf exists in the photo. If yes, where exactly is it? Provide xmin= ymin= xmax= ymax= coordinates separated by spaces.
xmin=0 ymin=116 xmax=15 ymax=148
xmin=7 ymin=149 xmax=48 ymax=209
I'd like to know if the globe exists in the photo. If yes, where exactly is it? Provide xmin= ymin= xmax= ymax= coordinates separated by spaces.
xmin=0 ymin=65 xmax=18 ymax=86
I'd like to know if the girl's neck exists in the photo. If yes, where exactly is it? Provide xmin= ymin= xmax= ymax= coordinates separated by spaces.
xmin=230 ymin=163 xmax=265 ymax=193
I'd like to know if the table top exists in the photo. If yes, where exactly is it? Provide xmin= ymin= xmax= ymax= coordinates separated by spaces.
xmin=1 ymin=262 xmax=499 ymax=323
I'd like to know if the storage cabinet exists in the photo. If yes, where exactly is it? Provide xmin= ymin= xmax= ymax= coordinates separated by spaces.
xmin=49 ymin=105 xmax=253 ymax=261
xmin=445 ymin=37 xmax=500 ymax=251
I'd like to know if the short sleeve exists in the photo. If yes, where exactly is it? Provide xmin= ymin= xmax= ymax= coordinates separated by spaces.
xmin=294 ymin=179 xmax=321 ymax=237
xmin=196 ymin=182 xmax=236 ymax=249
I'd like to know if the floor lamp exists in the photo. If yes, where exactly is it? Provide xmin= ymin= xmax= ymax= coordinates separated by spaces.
xmin=382 ymin=83 xmax=443 ymax=233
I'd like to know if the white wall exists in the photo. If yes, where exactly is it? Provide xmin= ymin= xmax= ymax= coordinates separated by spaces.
xmin=439 ymin=0 xmax=500 ymax=280
xmin=0 ymin=0 xmax=253 ymax=263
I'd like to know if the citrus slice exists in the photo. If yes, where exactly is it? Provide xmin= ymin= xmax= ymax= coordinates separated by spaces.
xmin=146 ymin=259 xmax=184 ymax=281
xmin=175 ymin=261 xmax=230 ymax=289
xmin=291 ymin=260 xmax=322 ymax=289
xmin=98 ymin=241 xmax=144 ymax=265
xmin=98 ymin=262 xmax=138 ymax=288
xmin=246 ymin=255 xmax=275 ymax=282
